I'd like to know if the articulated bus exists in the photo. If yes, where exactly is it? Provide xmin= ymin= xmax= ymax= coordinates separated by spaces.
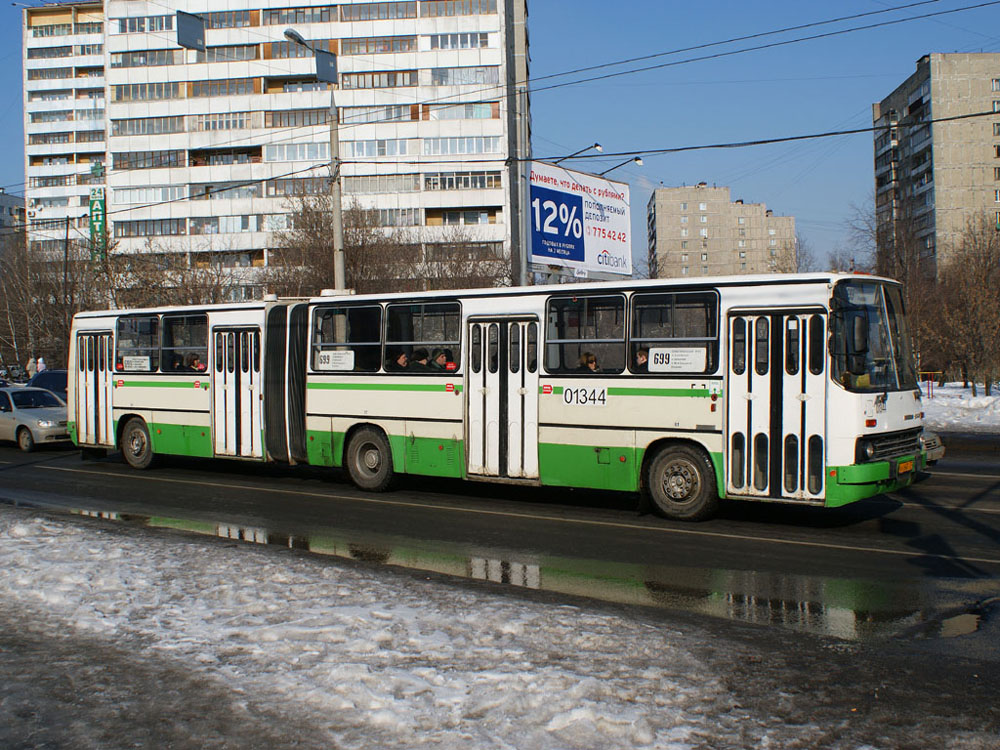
xmin=68 ymin=273 xmax=928 ymax=520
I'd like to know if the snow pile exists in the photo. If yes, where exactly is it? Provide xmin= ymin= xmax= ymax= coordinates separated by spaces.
xmin=0 ymin=508 xmax=810 ymax=749
xmin=921 ymin=382 xmax=1000 ymax=434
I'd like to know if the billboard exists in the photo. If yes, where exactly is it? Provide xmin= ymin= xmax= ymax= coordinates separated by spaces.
xmin=528 ymin=161 xmax=632 ymax=277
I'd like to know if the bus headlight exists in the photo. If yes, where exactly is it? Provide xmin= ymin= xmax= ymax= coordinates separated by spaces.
xmin=36 ymin=419 xmax=57 ymax=428
xmin=855 ymin=439 xmax=876 ymax=463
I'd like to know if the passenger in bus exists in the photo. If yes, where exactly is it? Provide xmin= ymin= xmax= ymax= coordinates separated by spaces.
xmin=577 ymin=352 xmax=599 ymax=372
xmin=409 ymin=348 xmax=429 ymax=371
xmin=186 ymin=353 xmax=206 ymax=372
xmin=387 ymin=350 xmax=409 ymax=371
xmin=430 ymin=349 xmax=449 ymax=370
xmin=170 ymin=355 xmax=184 ymax=371
xmin=634 ymin=349 xmax=649 ymax=373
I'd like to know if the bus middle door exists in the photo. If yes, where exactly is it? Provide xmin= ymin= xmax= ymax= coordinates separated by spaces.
xmin=466 ymin=318 xmax=539 ymax=479
xmin=212 ymin=327 xmax=263 ymax=459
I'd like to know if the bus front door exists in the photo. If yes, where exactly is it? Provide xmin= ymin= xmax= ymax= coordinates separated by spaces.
xmin=726 ymin=312 xmax=827 ymax=502
xmin=212 ymin=327 xmax=263 ymax=459
xmin=466 ymin=319 xmax=539 ymax=479
xmin=75 ymin=331 xmax=115 ymax=446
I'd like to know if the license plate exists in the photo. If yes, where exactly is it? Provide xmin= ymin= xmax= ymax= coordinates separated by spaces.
xmin=898 ymin=459 xmax=914 ymax=474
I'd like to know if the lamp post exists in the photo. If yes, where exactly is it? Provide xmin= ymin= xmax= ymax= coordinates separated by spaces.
xmin=552 ymin=143 xmax=602 ymax=165
xmin=598 ymin=156 xmax=642 ymax=177
xmin=284 ymin=28 xmax=345 ymax=292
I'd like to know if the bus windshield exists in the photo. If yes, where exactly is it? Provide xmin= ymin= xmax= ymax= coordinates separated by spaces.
xmin=830 ymin=280 xmax=918 ymax=393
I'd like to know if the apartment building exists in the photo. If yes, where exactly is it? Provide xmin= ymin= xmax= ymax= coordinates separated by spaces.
xmin=873 ymin=53 xmax=1000 ymax=272
xmin=646 ymin=184 xmax=796 ymax=279
xmin=22 ymin=1 xmax=106 ymax=257
xmin=24 ymin=0 xmax=529 ymax=297
xmin=0 ymin=189 xmax=26 ymax=236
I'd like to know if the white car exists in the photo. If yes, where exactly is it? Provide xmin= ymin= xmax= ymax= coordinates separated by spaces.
xmin=920 ymin=429 xmax=945 ymax=466
xmin=0 ymin=386 xmax=70 ymax=452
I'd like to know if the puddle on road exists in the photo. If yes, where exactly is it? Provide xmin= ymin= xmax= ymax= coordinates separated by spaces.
xmin=66 ymin=507 xmax=988 ymax=642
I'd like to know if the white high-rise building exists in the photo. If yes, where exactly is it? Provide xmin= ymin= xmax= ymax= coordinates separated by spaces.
xmin=24 ymin=0 xmax=530 ymax=296
xmin=22 ymin=1 xmax=106 ymax=258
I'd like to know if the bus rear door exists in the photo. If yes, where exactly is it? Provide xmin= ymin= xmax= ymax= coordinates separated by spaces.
xmin=75 ymin=331 xmax=115 ymax=446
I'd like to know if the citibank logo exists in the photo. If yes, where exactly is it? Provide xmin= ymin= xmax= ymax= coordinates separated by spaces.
xmin=597 ymin=249 xmax=628 ymax=268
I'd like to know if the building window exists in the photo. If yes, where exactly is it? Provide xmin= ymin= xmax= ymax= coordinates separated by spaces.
xmin=112 ymin=82 xmax=181 ymax=102
xmin=27 ymin=67 xmax=73 ymax=81
xmin=204 ymin=11 xmax=252 ymax=29
xmin=699 ymin=202 xmax=707 ymax=211
xmin=190 ymin=79 xmax=254 ymax=97
xmin=701 ymin=253 xmax=708 ymax=261
xmin=429 ymin=32 xmax=489 ymax=49
xmin=263 ymin=6 xmax=336 ymax=25
xmin=769 ymin=228 xmax=776 ymax=235
xmin=425 ymin=103 xmax=495 ymax=120
xmin=994 ymin=101 xmax=1000 ymax=113
xmin=993 ymin=78 xmax=1000 ymax=92
xmin=680 ymin=253 xmax=688 ymax=261
xmin=113 ymin=16 xmax=173 ymax=34
xmin=423 ymin=171 xmax=501 ymax=190
xmin=699 ymin=228 xmax=708 ymax=237
xmin=342 ymin=70 xmax=418 ymax=89
xmin=265 ymin=109 xmax=327 ymax=128
xmin=196 ymin=45 xmax=259 ymax=63
xmin=421 ymin=0 xmax=497 ymax=16
xmin=995 ymin=190 xmax=1000 ymax=202
xmin=738 ymin=217 xmax=745 ymax=225
xmin=27 ymin=46 xmax=72 ymax=59
xmin=680 ymin=242 xmax=687 ymax=249
xmin=994 ymin=123 xmax=1000 ymax=136
xmin=194 ymin=112 xmax=253 ymax=131
xmin=680 ymin=229 xmax=688 ymax=237
xmin=345 ymin=174 xmax=421 ymax=194
xmin=341 ymin=36 xmax=417 ymax=54
xmin=995 ymin=167 xmax=1000 ymax=180
xmin=264 ymin=142 xmax=330 ymax=161
xmin=699 ymin=215 xmax=707 ymax=223
xmin=111 ymin=49 xmax=183 ymax=67
xmin=680 ymin=216 xmax=688 ymax=224
xmin=423 ymin=136 xmax=502 ymax=155
xmin=679 ymin=202 xmax=687 ymax=211
xmin=430 ymin=66 xmax=499 ymax=86
xmin=340 ymin=139 xmax=413 ymax=158
xmin=341 ymin=2 xmax=418 ymax=21
xmin=681 ymin=266 xmax=689 ymax=275
xmin=702 ymin=265 xmax=709 ymax=275
xmin=340 ymin=105 xmax=412 ymax=125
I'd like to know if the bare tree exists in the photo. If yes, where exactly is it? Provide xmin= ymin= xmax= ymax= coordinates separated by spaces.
xmin=929 ymin=213 xmax=1000 ymax=395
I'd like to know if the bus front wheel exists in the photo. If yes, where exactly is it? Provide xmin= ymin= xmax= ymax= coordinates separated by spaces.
xmin=345 ymin=427 xmax=394 ymax=492
xmin=647 ymin=445 xmax=718 ymax=521
xmin=121 ymin=418 xmax=155 ymax=470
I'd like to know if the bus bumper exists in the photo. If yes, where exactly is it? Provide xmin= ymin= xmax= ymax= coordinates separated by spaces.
xmin=825 ymin=453 xmax=921 ymax=507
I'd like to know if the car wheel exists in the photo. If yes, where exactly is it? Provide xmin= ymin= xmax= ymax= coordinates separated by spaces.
xmin=17 ymin=427 xmax=35 ymax=453
xmin=646 ymin=444 xmax=718 ymax=521
xmin=121 ymin=418 xmax=155 ymax=470
xmin=345 ymin=427 xmax=394 ymax=492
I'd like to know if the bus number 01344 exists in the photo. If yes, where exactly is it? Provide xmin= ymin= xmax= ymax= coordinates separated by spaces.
xmin=563 ymin=387 xmax=607 ymax=406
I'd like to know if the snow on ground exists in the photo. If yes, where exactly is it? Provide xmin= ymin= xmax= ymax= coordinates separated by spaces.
xmin=0 ymin=505 xmax=810 ymax=749
xmin=921 ymin=382 xmax=1000 ymax=434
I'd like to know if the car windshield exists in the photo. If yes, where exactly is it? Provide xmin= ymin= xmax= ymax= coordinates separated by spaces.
xmin=830 ymin=280 xmax=918 ymax=393
xmin=12 ymin=390 xmax=62 ymax=409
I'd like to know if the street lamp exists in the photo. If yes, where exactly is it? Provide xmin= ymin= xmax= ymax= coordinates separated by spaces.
xmin=598 ymin=157 xmax=642 ymax=177
xmin=552 ymin=143 xmax=602 ymax=164
xmin=284 ymin=28 xmax=345 ymax=292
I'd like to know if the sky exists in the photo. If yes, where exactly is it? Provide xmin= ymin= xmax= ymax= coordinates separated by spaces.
xmin=1 ymin=0 xmax=999 ymax=266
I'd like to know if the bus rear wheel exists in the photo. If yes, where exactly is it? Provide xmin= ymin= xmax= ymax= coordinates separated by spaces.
xmin=345 ymin=427 xmax=394 ymax=492
xmin=121 ymin=418 xmax=155 ymax=470
xmin=647 ymin=445 xmax=718 ymax=521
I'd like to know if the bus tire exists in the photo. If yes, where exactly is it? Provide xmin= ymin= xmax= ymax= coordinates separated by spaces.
xmin=121 ymin=418 xmax=155 ymax=470
xmin=647 ymin=445 xmax=718 ymax=521
xmin=345 ymin=427 xmax=394 ymax=492
xmin=17 ymin=427 xmax=35 ymax=453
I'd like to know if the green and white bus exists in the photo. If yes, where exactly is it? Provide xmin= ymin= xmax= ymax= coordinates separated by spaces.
xmin=68 ymin=273 xmax=927 ymax=520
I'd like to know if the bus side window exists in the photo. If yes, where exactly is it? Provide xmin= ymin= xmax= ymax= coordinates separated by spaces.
xmin=545 ymin=294 xmax=625 ymax=374
xmin=310 ymin=305 xmax=382 ymax=373
xmin=808 ymin=315 xmax=824 ymax=375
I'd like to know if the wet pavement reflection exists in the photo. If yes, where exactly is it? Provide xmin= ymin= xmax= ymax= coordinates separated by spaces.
xmin=60 ymin=505 xmax=997 ymax=644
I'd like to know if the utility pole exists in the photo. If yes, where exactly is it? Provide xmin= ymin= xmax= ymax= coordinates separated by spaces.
xmin=62 ymin=215 xmax=70 ymax=337
xmin=285 ymin=29 xmax=345 ymax=292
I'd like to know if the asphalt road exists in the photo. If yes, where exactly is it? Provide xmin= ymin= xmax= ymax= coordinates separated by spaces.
xmin=1 ymin=437 xmax=998 ymax=651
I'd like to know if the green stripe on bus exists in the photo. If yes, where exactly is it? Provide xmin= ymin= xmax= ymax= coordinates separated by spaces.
xmin=540 ymin=386 xmax=713 ymax=398
xmin=608 ymin=387 xmax=712 ymax=398
xmin=115 ymin=380 xmax=209 ymax=389
xmin=307 ymin=382 xmax=463 ymax=394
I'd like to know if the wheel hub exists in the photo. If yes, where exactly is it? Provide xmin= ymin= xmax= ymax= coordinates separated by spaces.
xmin=362 ymin=446 xmax=381 ymax=472
xmin=663 ymin=462 xmax=698 ymax=502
